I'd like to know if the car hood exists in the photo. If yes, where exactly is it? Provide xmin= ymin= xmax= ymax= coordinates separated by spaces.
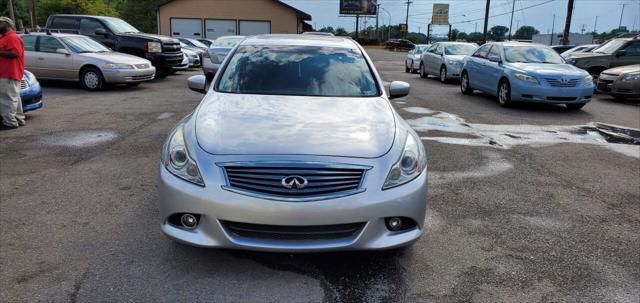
xmin=118 ymin=32 xmax=178 ymax=44
xmin=78 ymin=52 xmax=151 ymax=65
xmin=567 ymin=52 xmax=609 ymax=59
xmin=509 ymin=63 xmax=587 ymax=76
xmin=602 ymin=64 xmax=640 ymax=75
xmin=195 ymin=93 xmax=396 ymax=158
xmin=444 ymin=55 xmax=466 ymax=61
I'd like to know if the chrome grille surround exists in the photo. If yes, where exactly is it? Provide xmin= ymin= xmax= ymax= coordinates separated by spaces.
xmin=544 ymin=77 xmax=580 ymax=87
xmin=19 ymin=80 xmax=27 ymax=90
xmin=218 ymin=162 xmax=372 ymax=202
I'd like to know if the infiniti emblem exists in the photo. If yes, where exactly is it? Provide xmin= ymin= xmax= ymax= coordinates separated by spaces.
xmin=281 ymin=175 xmax=308 ymax=189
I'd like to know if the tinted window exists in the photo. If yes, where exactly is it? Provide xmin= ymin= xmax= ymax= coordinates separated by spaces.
xmin=444 ymin=44 xmax=478 ymax=55
xmin=488 ymin=45 xmax=501 ymax=58
xmin=473 ymin=44 xmax=491 ymax=58
xmin=504 ymin=46 xmax=564 ymax=63
xmin=217 ymin=45 xmax=379 ymax=97
xmin=594 ymin=39 xmax=627 ymax=54
xmin=623 ymin=42 xmax=640 ymax=56
xmin=51 ymin=17 xmax=79 ymax=30
xmin=22 ymin=35 xmax=36 ymax=51
xmin=80 ymin=18 xmax=106 ymax=36
xmin=38 ymin=37 xmax=65 ymax=53
xmin=101 ymin=17 xmax=139 ymax=34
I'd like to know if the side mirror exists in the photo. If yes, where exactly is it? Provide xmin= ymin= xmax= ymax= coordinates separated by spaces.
xmin=55 ymin=48 xmax=70 ymax=56
xmin=489 ymin=55 xmax=501 ymax=63
xmin=615 ymin=50 xmax=626 ymax=57
xmin=187 ymin=75 xmax=207 ymax=94
xmin=95 ymin=28 xmax=108 ymax=36
xmin=388 ymin=81 xmax=410 ymax=99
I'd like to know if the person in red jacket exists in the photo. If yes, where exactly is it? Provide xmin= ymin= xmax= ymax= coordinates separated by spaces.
xmin=0 ymin=17 xmax=26 ymax=129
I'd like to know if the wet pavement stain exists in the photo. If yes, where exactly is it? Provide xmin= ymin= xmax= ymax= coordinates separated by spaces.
xmin=35 ymin=130 xmax=118 ymax=148
xmin=229 ymin=249 xmax=409 ymax=303
xmin=156 ymin=112 xmax=175 ymax=120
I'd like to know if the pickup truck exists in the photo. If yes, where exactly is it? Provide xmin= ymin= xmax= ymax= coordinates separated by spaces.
xmin=45 ymin=15 xmax=183 ymax=77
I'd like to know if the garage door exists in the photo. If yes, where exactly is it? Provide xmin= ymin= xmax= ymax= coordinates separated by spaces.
xmin=205 ymin=19 xmax=237 ymax=40
xmin=239 ymin=21 xmax=271 ymax=36
xmin=171 ymin=18 xmax=202 ymax=39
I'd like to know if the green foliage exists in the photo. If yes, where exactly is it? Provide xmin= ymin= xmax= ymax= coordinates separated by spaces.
xmin=318 ymin=26 xmax=335 ymax=34
xmin=488 ymin=25 xmax=509 ymax=41
xmin=465 ymin=32 xmax=484 ymax=43
xmin=449 ymin=28 xmax=460 ymax=41
xmin=334 ymin=27 xmax=349 ymax=36
xmin=513 ymin=26 xmax=539 ymax=40
xmin=0 ymin=0 xmax=29 ymax=29
xmin=115 ymin=0 xmax=163 ymax=33
xmin=457 ymin=32 xmax=468 ymax=41
xmin=37 ymin=0 xmax=118 ymax=23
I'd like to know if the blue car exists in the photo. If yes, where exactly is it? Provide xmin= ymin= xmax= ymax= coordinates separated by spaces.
xmin=460 ymin=42 xmax=594 ymax=110
xmin=20 ymin=70 xmax=43 ymax=112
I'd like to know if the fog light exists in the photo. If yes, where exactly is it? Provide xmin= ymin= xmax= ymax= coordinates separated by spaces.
xmin=387 ymin=217 xmax=403 ymax=231
xmin=180 ymin=214 xmax=198 ymax=229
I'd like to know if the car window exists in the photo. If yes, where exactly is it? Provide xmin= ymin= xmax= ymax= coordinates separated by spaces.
xmin=38 ymin=36 xmax=65 ymax=53
xmin=212 ymin=37 xmax=244 ymax=48
xmin=61 ymin=36 xmax=110 ymax=53
xmin=473 ymin=44 xmax=491 ymax=59
xmin=488 ymin=45 xmax=501 ymax=58
xmin=504 ymin=46 xmax=564 ymax=63
xmin=80 ymin=18 xmax=107 ymax=36
xmin=623 ymin=42 xmax=640 ymax=56
xmin=444 ymin=44 xmax=478 ymax=55
xmin=22 ymin=35 xmax=36 ymax=51
xmin=217 ymin=45 xmax=379 ymax=97
xmin=50 ymin=17 xmax=79 ymax=30
xmin=428 ymin=44 xmax=438 ymax=53
xmin=594 ymin=39 xmax=627 ymax=54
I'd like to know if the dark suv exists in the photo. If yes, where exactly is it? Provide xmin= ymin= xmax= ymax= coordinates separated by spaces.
xmin=565 ymin=37 xmax=640 ymax=79
xmin=45 ymin=15 xmax=183 ymax=77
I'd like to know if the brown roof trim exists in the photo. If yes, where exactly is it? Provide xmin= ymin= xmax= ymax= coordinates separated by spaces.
xmin=158 ymin=0 xmax=311 ymax=20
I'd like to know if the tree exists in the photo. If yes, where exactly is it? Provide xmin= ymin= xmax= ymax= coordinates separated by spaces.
xmin=37 ymin=0 xmax=118 ymax=24
xmin=513 ymin=25 xmax=539 ymax=40
xmin=457 ymin=32 xmax=468 ymax=41
xmin=466 ymin=32 xmax=484 ymax=43
xmin=488 ymin=25 xmax=509 ymax=41
xmin=116 ymin=0 xmax=166 ymax=33
xmin=335 ymin=27 xmax=349 ymax=36
xmin=318 ymin=26 xmax=335 ymax=34
xmin=449 ymin=28 xmax=460 ymax=41
xmin=0 ymin=0 xmax=28 ymax=29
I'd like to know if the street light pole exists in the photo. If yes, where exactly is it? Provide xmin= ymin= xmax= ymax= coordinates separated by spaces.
xmin=508 ymin=0 xmax=516 ymax=40
xmin=482 ymin=0 xmax=490 ymax=43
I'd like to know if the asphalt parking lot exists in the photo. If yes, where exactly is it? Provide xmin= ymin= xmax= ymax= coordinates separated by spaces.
xmin=1 ymin=49 xmax=639 ymax=302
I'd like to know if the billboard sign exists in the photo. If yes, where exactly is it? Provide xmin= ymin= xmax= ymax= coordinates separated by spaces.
xmin=340 ymin=0 xmax=378 ymax=16
xmin=432 ymin=3 xmax=450 ymax=25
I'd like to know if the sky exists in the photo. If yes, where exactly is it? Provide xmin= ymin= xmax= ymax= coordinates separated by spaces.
xmin=281 ymin=0 xmax=640 ymax=37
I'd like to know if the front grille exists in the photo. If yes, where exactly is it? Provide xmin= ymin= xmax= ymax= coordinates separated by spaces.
xmin=162 ymin=42 xmax=181 ymax=54
xmin=222 ymin=221 xmax=366 ymax=241
xmin=547 ymin=96 xmax=577 ymax=101
xmin=545 ymin=78 xmax=580 ymax=87
xmin=220 ymin=162 xmax=369 ymax=201
xmin=130 ymin=74 xmax=154 ymax=81
xmin=20 ymin=80 xmax=27 ymax=90
xmin=134 ymin=63 xmax=150 ymax=69
xmin=597 ymin=79 xmax=614 ymax=92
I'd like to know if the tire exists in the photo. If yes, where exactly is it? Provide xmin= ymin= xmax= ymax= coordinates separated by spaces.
xmin=566 ymin=103 xmax=586 ymax=110
xmin=497 ymin=79 xmax=512 ymax=107
xmin=587 ymin=66 xmax=606 ymax=84
xmin=439 ymin=65 xmax=447 ymax=83
xmin=409 ymin=61 xmax=415 ymax=73
xmin=155 ymin=68 xmax=170 ymax=79
xmin=460 ymin=71 xmax=473 ymax=95
xmin=419 ymin=63 xmax=428 ymax=79
xmin=81 ymin=67 xmax=105 ymax=91
xmin=405 ymin=61 xmax=410 ymax=73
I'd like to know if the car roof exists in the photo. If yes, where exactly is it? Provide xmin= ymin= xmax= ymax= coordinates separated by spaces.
xmin=241 ymin=34 xmax=359 ymax=49
xmin=488 ymin=41 xmax=550 ymax=47
xmin=20 ymin=32 xmax=82 ymax=38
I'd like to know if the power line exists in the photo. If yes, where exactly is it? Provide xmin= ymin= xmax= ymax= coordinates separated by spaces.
xmin=451 ymin=0 xmax=557 ymax=24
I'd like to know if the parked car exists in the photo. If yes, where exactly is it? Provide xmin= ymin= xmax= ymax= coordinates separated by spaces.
xmin=197 ymin=39 xmax=215 ymax=47
xmin=179 ymin=43 xmax=202 ymax=68
xmin=21 ymin=33 xmax=156 ymax=91
xmin=172 ymin=53 xmax=189 ymax=72
xmin=550 ymin=45 xmax=576 ymax=54
xmin=385 ymin=39 xmax=415 ymax=50
xmin=45 ymin=14 xmax=182 ymax=78
xmin=177 ymin=37 xmax=208 ymax=52
xmin=405 ymin=44 xmax=430 ymax=73
xmin=202 ymin=35 xmax=245 ymax=80
xmin=460 ymin=42 xmax=594 ymax=110
xmin=20 ymin=70 xmax=43 ymax=112
xmin=158 ymin=34 xmax=428 ymax=251
xmin=565 ymin=37 xmax=640 ymax=80
xmin=596 ymin=64 xmax=640 ymax=99
xmin=560 ymin=44 xmax=599 ymax=58
xmin=419 ymin=42 xmax=478 ymax=83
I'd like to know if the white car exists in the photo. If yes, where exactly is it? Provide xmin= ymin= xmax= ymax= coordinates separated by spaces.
xmin=420 ymin=42 xmax=478 ymax=83
xmin=405 ymin=44 xmax=430 ymax=73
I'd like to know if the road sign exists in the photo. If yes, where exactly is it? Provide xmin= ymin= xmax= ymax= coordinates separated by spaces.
xmin=340 ymin=0 xmax=378 ymax=16
xmin=399 ymin=23 xmax=408 ymax=33
xmin=432 ymin=3 xmax=449 ymax=25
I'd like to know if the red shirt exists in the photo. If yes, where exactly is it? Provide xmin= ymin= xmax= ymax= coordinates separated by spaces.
xmin=0 ymin=31 xmax=25 ymax=81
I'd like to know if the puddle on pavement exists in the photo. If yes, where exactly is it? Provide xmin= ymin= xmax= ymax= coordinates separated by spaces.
xmin=156 ymin=112 xmax=175 ymax=120
xmin=36 ymin=130 xmax=118 ymax=148
xmin=405 ymin=107 xmax=640 ymax=159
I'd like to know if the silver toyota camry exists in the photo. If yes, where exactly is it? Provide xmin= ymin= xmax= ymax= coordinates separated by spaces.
xmin=157 ymin=35 xmax=428 ymax=252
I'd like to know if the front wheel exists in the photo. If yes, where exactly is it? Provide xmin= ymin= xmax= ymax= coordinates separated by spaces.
xmin=439 ymin=66 xmax=447 ymax=83
xmin=81 ymin=67 xmax=105 ymax=91
xmin=498 ymin=79 xmax=512 ymax=107
xmin=419 ymin=63 xmax=428 ymax=79
xmin=405 ymin=61 xmax=410 ymax=73
xmin=460 ymin=71 xmax=473 ymax=95
xmin=566 ymin=103 xmax=586 ymax=110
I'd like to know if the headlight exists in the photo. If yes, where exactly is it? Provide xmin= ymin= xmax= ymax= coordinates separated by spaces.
xmin=161 ymin=124 xmax=204 ymax=186
xmin=147 ymin=41 xmax=162 ymax=53
xmin=446 ymin=59 xmax=461 ymax=66
xmin=24 ymin=71 xmax=38 ymax=86
xmin=584 ymin=75 xmax=593 ymax=83
xmin=622 ymin=72 xmax=640 ymax=82
xmin=383 ymin=133 xmax=427 ymax=190
xmin=514 ymin=73 xmax=539 ymax=84
xmin=104 ymin=63 xmax=134 ymax=69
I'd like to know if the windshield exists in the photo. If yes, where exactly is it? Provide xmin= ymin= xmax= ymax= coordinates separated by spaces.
xmin=504 ymin=46 xmax=564 ymax=63
xmin=594 ymin=39 xmax=627 ymax=54
xmin=415 ymin=46 xmax=428 ymax=53
xmin=102 ymin=18 xmax=139 ymax=34
xmin=186 ymin=38 xmax=208 ymax=48
xmin=212 ymin=37 xmax=244 ymax=48
xmin=217 ymin=45 xmax=379 ymax=97
xmin=61 ymin=36 xmax=110 ymax=53
xmin=444 ymin=44 xmax=478 ymax=55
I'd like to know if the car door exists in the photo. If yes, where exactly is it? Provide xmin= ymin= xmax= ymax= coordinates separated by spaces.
xmin=35 ymin=36 xmax=76 ymax=80
xmin=421 ymin=44 xmax=437 ymax=72
xmin=21 ymin=35 xmax=39 ymax=74
xmin=430 ymin=44 xmax=444 ymax=74
xmin=425 ymin=43 xmax=440 ymax=74
xmin=80 ymin=18 xmax=117 ymax=50
xmin=613 ymin=41 xmax=640 ymax=67
xmin=466 ymin=44 xmax=491 ymax=91
xmin=484 ymin=44 xmax=503 ymax=92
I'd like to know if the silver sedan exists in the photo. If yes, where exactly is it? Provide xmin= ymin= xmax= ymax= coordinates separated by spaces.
xmin=158 ymin=35 xmax=428 ymax=252
xmin=22 ymin=33 xmax=155 ymax=91
xmin=405 ymin=44 xmax=430 ymax=73
xmin=420 ymin=42 xmax=478 ymax=83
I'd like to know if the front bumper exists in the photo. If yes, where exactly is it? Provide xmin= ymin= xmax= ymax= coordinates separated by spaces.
xmin=445 ymin=63 xmax=463 ymax=78
xmin=20 ymin=82 xmax=43 ymax=112
xmin=102 ymin=67 xmax=156 ymax=83
xmin=157 ymin=165 xmax=428 ymax=252
xmin=201 ymin=59 xmax=221 ymax=78
xmin=597 ymin=74 xmax=640 ymax=98
xmin=510 ymin=79 xmax=594 ymax=103
xmin=146 ymin=52 xmax=184 ymax=71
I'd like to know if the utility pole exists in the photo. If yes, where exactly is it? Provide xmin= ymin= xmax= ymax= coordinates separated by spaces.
xmin=376 ymin=4 xmax=380 ymax=41
xmin=356 ymin=15 xmax=360 ymax=39
xmin=7 ymin=0 xmax=15 ymax=23
xmin=618 ymin=4 xmax=625 ymax=29
xmin=405 ymin=1 xmax=412 ymax=38
xmin=475 ymin=22 xmax=478 ymax=33
xmin=508 ymin=0 xmax=516 ymax=40
xmin=580 ymin=24 xmax=586 ymax=34
xmin=593 ymin=16 xmax=598 ymax=33
xmin=550 ymin=14 xmax=555 ymax=45
xmin=483 ymin=0 xmax=491 ymax=42
xmin=562 ymin=0 xmax=574 ymax=45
